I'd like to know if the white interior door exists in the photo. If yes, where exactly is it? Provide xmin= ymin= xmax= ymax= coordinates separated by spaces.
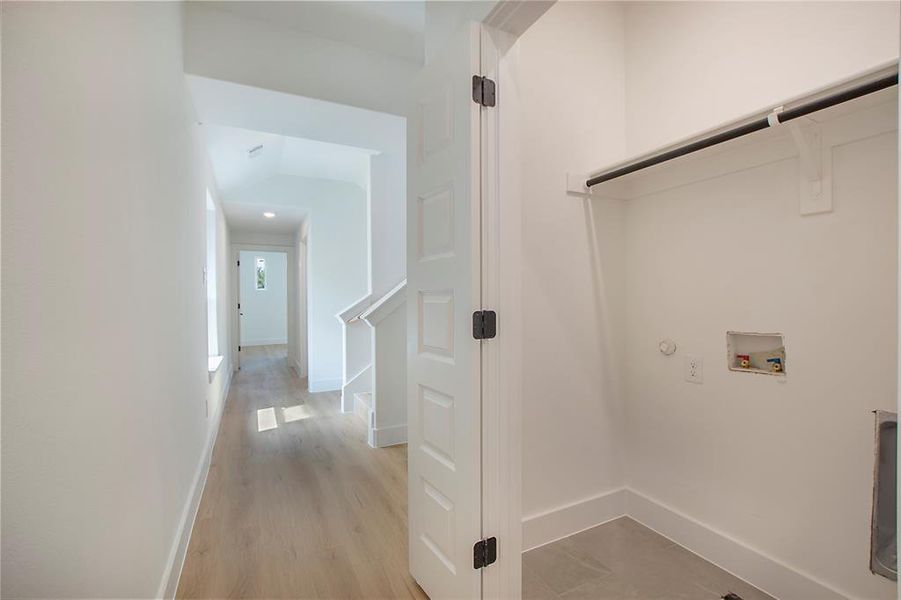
xmin=407 ymin=21 xmax=483 ymax=600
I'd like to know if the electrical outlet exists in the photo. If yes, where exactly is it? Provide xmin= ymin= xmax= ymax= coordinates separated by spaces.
xmin=685 ymin=355 xmax=703 ymax=384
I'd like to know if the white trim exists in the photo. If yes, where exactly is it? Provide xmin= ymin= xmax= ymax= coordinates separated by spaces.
xmin=337 ymin=293 xmax=373 ymax=324
xmin=626 ymin=489 xmax=847 ymax=600
xmin=481 ymin=23 xmax=524 ymax=600
xmin=158 ymin=369 xmax=232 ymax=599
xmin=231 ymin=243 xmax=298 ymax=373
xmin=483 ymin=0 xmax=554 ymax=38
xmin=521 ymin=488 xmax=628 ymax=552
xmin=341 ymin=364 xmax=372 ymax=413
xmin=372 ymin=423 xmax=407 ymax=447
xmin=359 ymin=279 xmax=406 ymax=326
xmin=309 ymin=378 xmax=342 ymax=393
xmin=239 ymin=338 xmax=287 ymax=347
xmin=207 ymin=355 xmax=224 ymax=383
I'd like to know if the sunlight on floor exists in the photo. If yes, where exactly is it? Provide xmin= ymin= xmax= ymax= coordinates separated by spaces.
xmin=282 ymin=404 xmax=313 ymax=423
xmin=256 ymin=407 xmax=277 ymax=432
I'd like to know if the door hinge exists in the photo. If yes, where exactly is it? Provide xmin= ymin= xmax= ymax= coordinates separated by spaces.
xmin=238 ymin=303 xmax=241 ymax=309
xmin=237 ymin=260 xmax=240 ymax=267
xmin=238 ymin=345 xmax=242 ymax=352
xmin=472 ymin=310 xmax=497 ymax=340
xmin=472 ymin=75 xmax=496 ymax=107
xmin=473 ymin=537 xmax=497 ymax=569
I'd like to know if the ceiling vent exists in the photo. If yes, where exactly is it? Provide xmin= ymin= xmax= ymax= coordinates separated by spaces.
xmin=247 ymin=144 xmax=264 ymax=159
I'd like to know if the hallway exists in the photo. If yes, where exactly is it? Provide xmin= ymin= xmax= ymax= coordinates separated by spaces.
xmin=176 ymin=346 xmax=427 ymax=599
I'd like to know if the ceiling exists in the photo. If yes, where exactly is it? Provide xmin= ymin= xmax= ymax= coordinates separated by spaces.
xmin=222 ymin=202 xmax=309 ymax=236
xmin=203 ymin=123 xmax=373 ymax=235
xmin=203 ymin=123 xmax=373 ymax=195
xmin=204 ymin=1 xmax=425 ymax=64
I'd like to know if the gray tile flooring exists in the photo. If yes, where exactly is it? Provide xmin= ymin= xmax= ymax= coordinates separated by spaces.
xmin=522 ymin=517 xmax=775 ymax=600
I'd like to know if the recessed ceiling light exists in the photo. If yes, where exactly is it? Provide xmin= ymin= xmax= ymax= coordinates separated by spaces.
xmin=263 ymin=212 xmax=276 ymax=219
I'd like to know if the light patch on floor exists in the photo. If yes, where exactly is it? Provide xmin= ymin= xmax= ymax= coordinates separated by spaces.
xmin=256 ymin=407 xmax=278 ymax=432
xmin=282 ymin=404 xmax=313 ymax=423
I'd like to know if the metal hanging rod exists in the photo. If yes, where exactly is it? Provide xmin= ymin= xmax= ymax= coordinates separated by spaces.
xmin=585 ymin=73 xmax=899 ymax=188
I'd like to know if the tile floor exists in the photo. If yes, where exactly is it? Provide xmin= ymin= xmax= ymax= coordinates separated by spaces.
xmin=522 ymin=517 xmax=775 ymax=600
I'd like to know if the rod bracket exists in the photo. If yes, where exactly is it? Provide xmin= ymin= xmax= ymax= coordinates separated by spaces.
xmin=566 ymin=172 xmax=595 ymax=197
xmin=770 ymin=106 xmax=830 ymax=215
xmin=786 ymin=119 xmax=830 ymax=215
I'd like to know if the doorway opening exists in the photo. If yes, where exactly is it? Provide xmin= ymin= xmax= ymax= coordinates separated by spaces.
xmin=238 ymin=249 xmax=288 ymax=364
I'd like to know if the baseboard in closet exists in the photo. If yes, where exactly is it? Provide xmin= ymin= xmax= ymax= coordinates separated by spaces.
xmin=626 ymin=489 xmax=847 ymax=600
xmin=522 ymin=487 xmax=627 ymax=551
xmin=522 ymin=486 xmax=851 ymax=600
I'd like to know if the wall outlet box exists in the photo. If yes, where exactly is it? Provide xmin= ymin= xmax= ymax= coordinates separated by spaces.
xmin=685 ymin=355 xmax=703 ymax=384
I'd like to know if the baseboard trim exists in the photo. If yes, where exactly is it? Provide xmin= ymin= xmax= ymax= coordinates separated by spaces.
xmin=522 ymin=487 xmax=627 ymax=551
xmin=521 ymin=487 xmax=850 ymax=600
xmin=626 ymin=489 xmax=847 ymax=600
xmin=309 ymin=378 xmax=341 ymax=393
xmin=157 ymin=369 xmax=232 ymax=599
xmin=372 ymin=424 xmax=407 ymax=447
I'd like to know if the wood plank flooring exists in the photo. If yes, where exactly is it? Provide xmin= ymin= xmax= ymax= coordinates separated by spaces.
xmin=176 ymin=345 xmax=428 ymax=599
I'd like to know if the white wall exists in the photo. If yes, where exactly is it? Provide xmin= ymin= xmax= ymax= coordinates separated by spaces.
xmin=623 ymin=1 xmax=901 ymax=157
xmin=517 ymin=1 xmax=900 ymax=596
xmin=371 ymin=301 xmax=407 ymax=442
xmin=187 ymin=76 xmax=407 ymax=301
xmin=516 ymin=0 xmax=628 ymax=522
xmin=2 ymin=2 xmax=230 ymax=597
xmin=183 ymin=3 xmax=419 ymax=116
xmin=624 ymin=103 xmax=897 ymax=600
xmin=227 ymin=175 xmax=367 ymax=391
xmin=239 ymin=250 xmax=287 ymax=346
xmin=230 ymin=230 xmax=296 ymax=247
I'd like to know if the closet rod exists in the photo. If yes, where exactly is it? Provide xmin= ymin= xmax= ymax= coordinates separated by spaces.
xmin=585 ymin=73 xmax=899 ymax=188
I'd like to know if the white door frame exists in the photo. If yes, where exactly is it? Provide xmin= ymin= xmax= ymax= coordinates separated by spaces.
xmin=478 ymin=23 xmax=524 ymax=600
xmin=230 ymin=243 xmax=299 ymax=372
xmin=477 ymin=3 xmax=554 ymax=595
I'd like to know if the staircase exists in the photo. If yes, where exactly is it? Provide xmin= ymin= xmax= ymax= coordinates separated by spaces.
xmin=336 ymin=280 xmax=407 ymax=448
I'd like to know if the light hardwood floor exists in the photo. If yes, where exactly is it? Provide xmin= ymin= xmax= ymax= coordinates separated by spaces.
xmin=177 ymin=345 xmax=428 ymax=599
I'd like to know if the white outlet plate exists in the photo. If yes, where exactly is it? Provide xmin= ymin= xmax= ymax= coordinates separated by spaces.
xmin=685 ymin=355 xmax=703 ymax=384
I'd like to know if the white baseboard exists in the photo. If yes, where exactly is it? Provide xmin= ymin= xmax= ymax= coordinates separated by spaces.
xmin=522 ymin=487 xmax=627 ymax=551
xmin=626 ymin=489 xmax=847 ymax=600
xmin=372 ymin=424 xmax=407 ymax=447
xmin=157 ymin=369 xmax=232 ymax=599
xmin=241 ymin=338 xmax=287 ymax=347
xmin=309 ymin=378 xmax=341 ymax=393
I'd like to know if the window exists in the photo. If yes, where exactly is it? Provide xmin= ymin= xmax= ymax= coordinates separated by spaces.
xmin=206 ymin=190 xmax=219 ymax=357
xmin=255 ymin=257 xmax=267 ymax=291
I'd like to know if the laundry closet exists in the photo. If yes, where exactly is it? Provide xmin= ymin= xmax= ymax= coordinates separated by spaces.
xmin=510 ymin=2 xmax=900 ymax=599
